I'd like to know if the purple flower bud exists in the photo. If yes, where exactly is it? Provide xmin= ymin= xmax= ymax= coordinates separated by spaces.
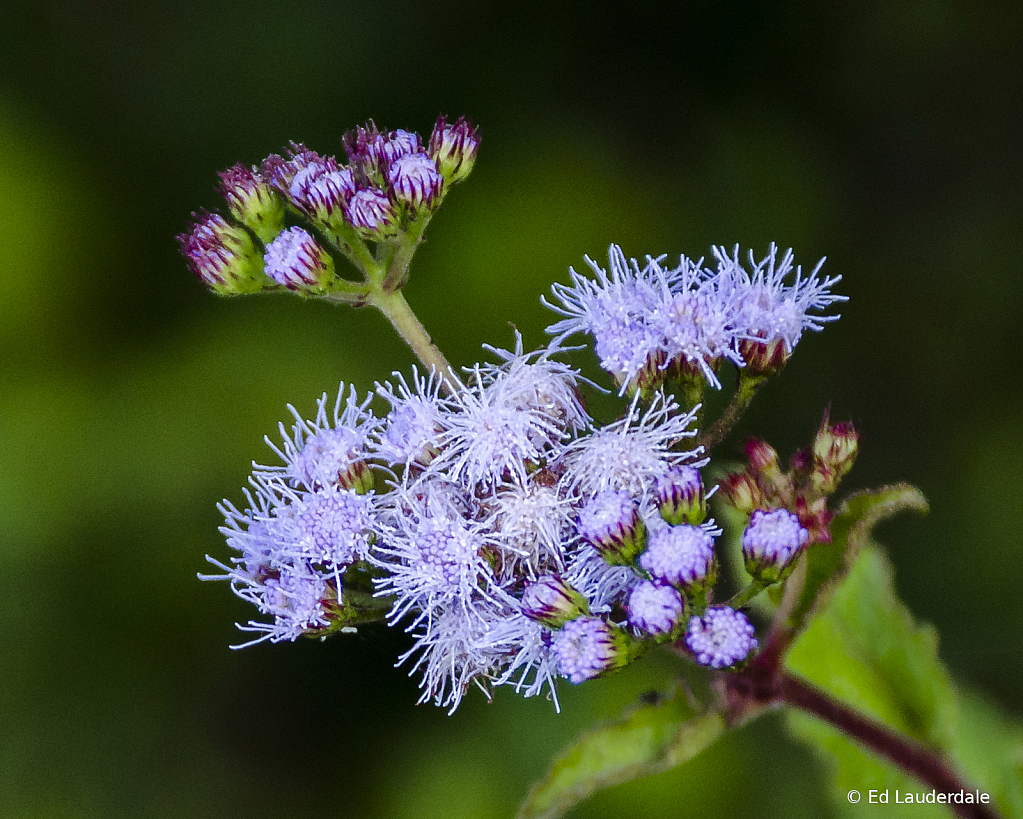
xmin=655 ymin=465 xmax=706 ymax=526
xmin=627 ymin=581 xmax=683 ymax=636
xmin=260 ymin=143 xmax=328 ymax=191
xmin=638 ymin=523 xmax=715 ymax=589
xmin=742 ymin=508 xmax=808 ymax=582
xmin=345 ymin=188 xmax=399 ymax=238
xmin=685 ymin=606 xmax=757 ymax=668
xmin=343 ymin=121 xmax=388 ymax=182
xmin=552 ymin=616 xmax=631 ymax=683
xmin=289 ymin=160 xmax=356 ymax=221
xmin=263 ymin=227 xmax=334 ymax=291
xmin=381 ymin=129 xmax=423 ymax=165
xmin=178 ymin=212 xmax=268 ymax=296
xmin=520 ymin=574 xmax=589 ymax=628
xmin=217 ymin=164 xmax=285 ymax=242
xmin=387 ymin=152 xmax=444 ymax=211
xmin=429 ymin=115 xmax=479 ymax=183
xmin=576 ymin=490 xmax=646 ymax=566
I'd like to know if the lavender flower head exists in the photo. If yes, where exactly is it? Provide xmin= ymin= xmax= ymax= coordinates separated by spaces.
xmin=627 ymin=581 xmax=684 ymax=635
xmin=742 ymin=507 xmax=809 ymax=579
xmin=553 ymin=617 xmax=626 ymax=684
xmin=639 ymin=523 xmax=716 ymax=588
xmin=546 ymin=244 xmax=845 ymax=389
xmin=263 ymin=226 xmax=333 ymax=291
xmin=715 ymin=243 xmax=846 ymax=353
xmin=686 ymin=606 xmax=758 ymax=668
xmin=260 ymin=383 xmax=378 ymax=493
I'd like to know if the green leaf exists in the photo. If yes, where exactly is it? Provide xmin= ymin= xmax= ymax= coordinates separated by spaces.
xmin=785 ymin=483 xmax=928 ymax=637
xmin=785 ymin=543 xmax=1023 ymax=817
xmin=517 ymin=687 xmax=726 ymax=819
xmin=951 ymin=688 xmax=1023 ymax=819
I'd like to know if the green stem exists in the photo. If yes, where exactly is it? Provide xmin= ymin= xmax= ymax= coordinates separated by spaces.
xmin=329 ymin=218 xmax=379 ymax=276
xmin=694 ymin=372 xmax=768 ymax=453
xmin=383 ymin=212 xmax=433 ymax=293
xmin=321 ymin=289 xmax=371 ymax=305
xmin=725 ymin=579 xmax=767 ymax=610
xmin=370 ymin=289 xmax=462 ymax=393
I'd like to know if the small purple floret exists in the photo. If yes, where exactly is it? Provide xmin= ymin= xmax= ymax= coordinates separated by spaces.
xmin=627 ymin=581 xmax=683 ymax=635
xmin=686 ymin=606 xmax=757 ymax=668
xmin=639 ymin=524 xmax=714 ymax=586
xmin=263 ymin=227 xmax=330 ymax=290
xmin=387 ymin=152 xmax=443 ymax=210
xmin=742 ymin=508 xmax=808 ymax=568
xmin=346 ymin=188 xmax=397 ymax=235
xmin=552 ymin=616 xmax=617 ymax=683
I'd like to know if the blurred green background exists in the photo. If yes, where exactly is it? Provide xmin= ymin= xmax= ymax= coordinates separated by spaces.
xmin=1 ymin=1 xmax=1021 ymax=817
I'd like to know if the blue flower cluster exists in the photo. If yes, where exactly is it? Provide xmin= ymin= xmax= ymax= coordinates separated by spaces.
xmin=203 ymin=243 xmax=830 ymax=712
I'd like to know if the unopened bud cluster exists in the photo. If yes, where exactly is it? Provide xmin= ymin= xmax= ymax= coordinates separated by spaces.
xmin=179 ymin=117 xmax=479 ymax=297
xmin=720 ymin=415 xmax=858 ymax=583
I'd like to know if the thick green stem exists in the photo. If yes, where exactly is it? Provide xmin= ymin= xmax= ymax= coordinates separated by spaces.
xmin=370 ymin=289 xmax=461 ymax=393
xmin=695 ymin=372 xmax=768 ymax=453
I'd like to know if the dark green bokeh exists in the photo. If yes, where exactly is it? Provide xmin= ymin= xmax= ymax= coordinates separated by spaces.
xmin=1 ymin=2 xmax=1020 ymax=816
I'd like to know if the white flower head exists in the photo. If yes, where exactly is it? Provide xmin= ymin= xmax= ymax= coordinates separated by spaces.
xmin=373 ymin=366 xmax=449 ymax=467
xmin=479 ymin=332 xmax=594 ymax=433
xmin=262 ymin=479 xmax=377 ymax=569
xmin=372 ymin=489 xmax=509 ymax=628
xmin=431 ymin=365 xmax=567 ymax=489
xmin=562 ymin=390 xmax=702 ymax=497
xmin=485 ymin=477 xmax=576 ymax=577
xmin=259 ymin=383 xmax=379 ymax=492
xmin=544 ymin=245 xmax=666 ymax=393
xmin=715 ymin=243 xmax=846 ymax=352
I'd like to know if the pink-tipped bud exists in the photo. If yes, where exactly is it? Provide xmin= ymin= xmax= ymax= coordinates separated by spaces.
xmin=739 ymin=337 xmax=789 ymax=377
xmin=178 ymin=212 xmax=268 ymax=296
xmin=429 ymin=115 xmax=479 ymax=184
xmin=218 ymin=164 xmax=285 ymax=242
xmin=812 ymin=419 xmax=858 ymax=494
xmin=796 ymin=495 xmax=833 ymax=545
xmin=745 ymin=437 xmax=787 ymax=494
xmin=719 ymin=471 xmax=763 ymax=515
